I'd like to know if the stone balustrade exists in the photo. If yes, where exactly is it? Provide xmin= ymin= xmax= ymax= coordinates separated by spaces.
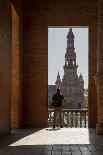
xmin=48 ymin=109 xmax=88 ymax=128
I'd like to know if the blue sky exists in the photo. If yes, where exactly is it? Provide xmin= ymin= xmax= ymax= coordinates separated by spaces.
xmin=48 ymin=27 xmax=88 ymax=88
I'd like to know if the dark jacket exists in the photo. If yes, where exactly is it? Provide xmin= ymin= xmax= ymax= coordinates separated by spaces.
xmin=52 ymin=93 xmax=64 ymax=108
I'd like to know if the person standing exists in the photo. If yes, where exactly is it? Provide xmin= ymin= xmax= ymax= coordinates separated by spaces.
xmin=52 ymin=88 xmax=64 ymax=128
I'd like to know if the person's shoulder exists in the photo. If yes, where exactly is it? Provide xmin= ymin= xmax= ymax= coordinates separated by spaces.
xmin=53 ymin=93 xmax=57 ymax=97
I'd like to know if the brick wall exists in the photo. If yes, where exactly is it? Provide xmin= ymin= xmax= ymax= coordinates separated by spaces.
xmin=23 ymin=0 xmax=98 ymax=127
xmin=0 ymin=0 xmax=98 ymax=132
xmin=11 ymin=4 xmax=20 ymax=128
xmin=11 ymin=0 xmax=23 ymax=128
xmin=0 ymin=0 xmax=12 ymax=135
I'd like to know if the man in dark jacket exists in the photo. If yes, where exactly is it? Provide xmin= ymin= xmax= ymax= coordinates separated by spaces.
xmin=52 ymin=88 xmax=64 ymax=128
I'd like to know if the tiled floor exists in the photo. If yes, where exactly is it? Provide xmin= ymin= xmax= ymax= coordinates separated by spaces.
xmin=0 ymin=128 xmax=103 ymax=154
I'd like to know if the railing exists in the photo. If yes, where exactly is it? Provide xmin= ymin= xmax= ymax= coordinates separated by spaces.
xmin=48 ymin=109 xmax=88 ymax=128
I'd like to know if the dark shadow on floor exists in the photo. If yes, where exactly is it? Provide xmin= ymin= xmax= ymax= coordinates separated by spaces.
xmin=0 ymin=128 xmax=42 ymax=148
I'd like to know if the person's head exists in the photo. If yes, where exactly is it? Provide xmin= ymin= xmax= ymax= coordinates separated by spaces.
xmin=57 ymin=88 xmax=61 ymax=94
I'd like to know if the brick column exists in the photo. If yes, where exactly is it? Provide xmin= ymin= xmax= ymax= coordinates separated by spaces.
xmin=0 ymin=0 xmax=12 ymax=135
xmin=95 ymin=1 xmax=103 ymax=134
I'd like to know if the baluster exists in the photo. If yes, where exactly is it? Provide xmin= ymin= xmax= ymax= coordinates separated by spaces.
xmin=82 ymin=111 xmax=84 ymax=127
xmin=82 ymin=111 xmax=85 ymax=128
xmin=86 ymin=111 xmax=88 ymax=128
xmin=77 ymin=112 xmax=79 ymax=127
xmin=69 ymin=112 xmax=71 ymax=127
xmin=48 ymin=112 xmax=49 ymax=127
xmin=73 ymin=112 xmax=75 ymax=127
xmin=65 ymin=112 xmax=68 ymax=127
xmin=63 ymin=112 xmax=65 ymax=127
xmin=75 ymin=112 xmax=78 ymax=128
xmin=49 ymin=111 xmax=52 ymax=127
xmin=84 ymin=111 xmax=86 ymax=128
xmin=51 ymin=111 xmax=54 ymax=127
xmin=85 ymin=111 xmax=88 ymax=128
xmin=48 ymin=112 xmax=50 ymax=127
xmin=80 ymin=112 xmax=82 ymax=127
xmin=74 ymin=111 xmax=76 ymax=127
xmin=71 ymin=112 xmax=73 ymax=127
xmin=67 ymin=112 xmax=69 ymax=127
xmin=48 ymin=111 xmax=50 ymax=127
xmin=62 ymin=111 xmax=64 ymax=127
xmin=78 ymin=112 xmax=80 ymax=127
xmin=69 ymin=112 xmax=70 ymax=127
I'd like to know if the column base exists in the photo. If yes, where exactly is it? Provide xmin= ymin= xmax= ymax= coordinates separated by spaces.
xmin=96 ymin=123 xmax=103 ymax=135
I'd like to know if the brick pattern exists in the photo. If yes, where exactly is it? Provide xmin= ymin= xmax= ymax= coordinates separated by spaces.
xmin=23 ymin=0 xmax=98 ymax=127
xmin=88 ymin=26 xmax=98 ymax=128
xmin=11 ymin=4 xmax=20 ymax=128
xmin=95 ymin=1 xmax=103 ymax=134
xmin=11 ymin=0 xmax=23 ymax=128
xmin=0 ymin=0 xmax=12 ymax=135
xmin=97 ymin=1 xmax=103 ymax=73
xmin=0 ymin=0 xmax=99 ymax=133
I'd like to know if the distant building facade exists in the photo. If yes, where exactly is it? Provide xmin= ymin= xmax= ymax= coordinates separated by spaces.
xmin=48 ymin=85 xmax=56 ymax=108
xmin=55 ymin=28 xmax=84 ymax=108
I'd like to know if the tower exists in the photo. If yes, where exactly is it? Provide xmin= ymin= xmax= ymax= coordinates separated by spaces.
xmin=61 ymin=28 xmax=84 ymax=108
xmin=64 ymin=28 xmax=78 ymax=83
xmin=55 ymin=71 xmax=61 ymax=90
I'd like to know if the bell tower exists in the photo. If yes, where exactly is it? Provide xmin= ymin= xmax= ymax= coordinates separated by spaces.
xmin=63 ymin=28 xmax=78 ymax=83
xmin=61 ymin=28 xmax=84 ymax=108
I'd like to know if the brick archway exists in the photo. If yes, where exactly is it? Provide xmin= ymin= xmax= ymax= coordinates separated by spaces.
xmin=23 ymin=0 xmax=98 ymax=128
xmin=0 ymin=0 xmax=98 ymax=136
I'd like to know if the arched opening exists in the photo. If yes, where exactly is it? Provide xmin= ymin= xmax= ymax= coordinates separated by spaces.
xmin=0 ymin=0 xmax=98 ymax=137
xmin=22 ymin=0 xmax=97 ymax=128
xmin=48 ymin=27 xmax=89 ymax=128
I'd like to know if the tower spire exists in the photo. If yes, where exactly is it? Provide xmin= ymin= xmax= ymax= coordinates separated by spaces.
xmin=67 ymin=28 xmax=74 ymax=39
xmin=69 ymin=28 xmax=72 ymax=32
xmin=57 ymin=70 xmax=60 ymax=79
xmin=64 ymin=28 xmax=77 ymax=67
xmin=55 ymin=71 xmax=61 ymax=89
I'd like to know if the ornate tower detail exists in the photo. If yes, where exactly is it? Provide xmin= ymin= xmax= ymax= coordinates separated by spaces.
xmin=55 ymin=71 xmax=61 ymax=89
xmin=60 ymin=28 xmax=84 ymax=108
xmin=64 ymin=28 xmax=78 ymax=80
